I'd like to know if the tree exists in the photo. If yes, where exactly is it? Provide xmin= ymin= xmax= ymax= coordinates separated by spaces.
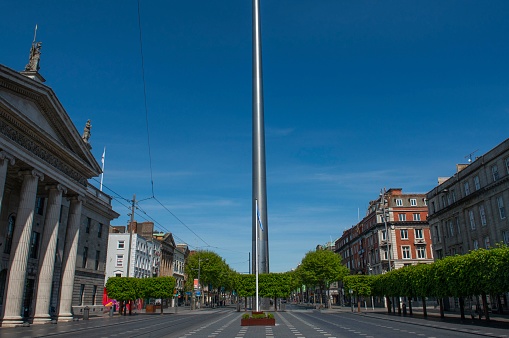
xmin=298 ymin=249 xmax=349 ymax=306
xmin=185 ymin=250 xmax=232 ymax=306
xmin=259 ymin=272 xmax=293 ymax=311
xmin=232 ymin=273 xmax=255 ymax=311
xmin=343 ymin=275 xmax=373 ymax=312
xmin=140 ymin=277 xmax=176 ymax=314
xmin=105 ymin=277 xmax=140 ymax=315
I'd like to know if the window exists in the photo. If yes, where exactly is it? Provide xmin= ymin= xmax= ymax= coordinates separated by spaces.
xmin=448 ymin=220 xmax=454 ymax=237
xmin=35 ymin=197 xmax=45 ymax=215
xmin=383 ymin=246 xmax=391 ymax=260
xmin=474 ymin=176 xmax=480 ymax=190
xmin=396 ymin=199 xmax=403 ymax=206
xmin=505 ymin=158 xmax=509 ymax=174
xmin=416 ymin=246 xmax=426 ymax=259
xmin=413 ymin=213 xmax=421 ymax=221
xmin=402 ymin=246 xmax=411 ymax=259
xmin=492 ymin=165 xmax=500 ymax=182
xmin=451 ymin=189 xmax=456 ymax=203
xmin=4 ymin=215 xmax=15 ymax=254
xmin=455 ymin=217 xmax=461 ymax=235
xmin=464 ymin=181 xmax=470 ymax=196
xmin=29 ymin=231 xmax=40 ymax=259
xmin=115 ymin=273 xmax=122 ymax=277
xmin=434 ymin=225 xmax=441 ymax=243
xmin=118 ymin=240 xmax=125 ymax=249
xmin=436 ymin=249 xmax=443 ymax=259
xmin=92 ymin=285 xmax=98 ymax=306
xmin=381 ymin=230 xmax=387 ymax=241
xmin=503 ymin=231 xmax=509 ymax=245
xmin=98 ymin=223 xmax=103 ymax=238
xmin=447 ymin=193 xmax=452 ymax=205
xmin=82 ymin=246 xmax=88 ymax=268
xmin=400 ymin=229 xmax=408 ymax=239
xmin=431 ymin=201 xmax=435 ymax=213
xmin=469 ymin=210 xmax=476 ymax=230
xmin=497 ymin=196 xmax=506 ymax=219
xmin=85 ymin=217 xmax=91 ymax=234
xmin=479 ymin=205 xmax=487 ymax=226
xmin=116 ymin=255 xmax=124 ymax=267
xmin=410 ymin=198 xmax=417 ymax=206
xmin=441 ymin=195 xmax=447 ymax=208
xmin=398 ymin=213 xmax=406 ymax=221
xmin=484 ymin=236 xmax=490 ymax=249
xmin=473 ymin=239 xmax=479 ymax=250
xmin=424 ymin=198 xmax=428 ymax=206
xmin=79 ymin=284 xmax=85 ymax=306
xmin=95 ymin=250 xmax=100 ymax=270
xmin=415 ymin=228 xmax=424 ymax=239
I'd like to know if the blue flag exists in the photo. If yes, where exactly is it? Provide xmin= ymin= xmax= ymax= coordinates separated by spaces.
xmin=256 ymin=200 xmax=264 ymax=232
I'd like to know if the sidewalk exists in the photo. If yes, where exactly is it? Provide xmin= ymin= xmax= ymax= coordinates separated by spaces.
xmin=324 ymin=304 xmax=509 ymax=329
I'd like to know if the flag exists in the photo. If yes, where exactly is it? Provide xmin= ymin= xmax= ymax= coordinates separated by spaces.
xmin=256 ymin=200 xmax=263 ymax=232
xmin=101 ymin=147 xmax=106 ymax=166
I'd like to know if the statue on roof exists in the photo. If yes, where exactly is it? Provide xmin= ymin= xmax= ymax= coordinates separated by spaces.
xmin=25 ymin=41 xmax=42 ymax=72
xmin=82 ymin=120 xmax=92 ymax=143
xmin=25 ymin=25 xmax=42 ymax=72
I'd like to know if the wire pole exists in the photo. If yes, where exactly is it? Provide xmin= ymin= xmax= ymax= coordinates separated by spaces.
xmin=127 ymin=194 xmax=136 ymax=277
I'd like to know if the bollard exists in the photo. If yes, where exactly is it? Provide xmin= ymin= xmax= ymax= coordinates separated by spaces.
xmin=109 ymin=306 xmax=114 ymax=317
xmin=83 ymin=306 xmax=90 ymax=320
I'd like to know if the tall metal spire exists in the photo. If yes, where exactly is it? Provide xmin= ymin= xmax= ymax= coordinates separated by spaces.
xmin=252 ymin=0 xmax=269 ymax=280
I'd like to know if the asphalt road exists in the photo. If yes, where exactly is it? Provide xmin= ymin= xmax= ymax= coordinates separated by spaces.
xmin=0 ymin=305 xmax=508 ymax=338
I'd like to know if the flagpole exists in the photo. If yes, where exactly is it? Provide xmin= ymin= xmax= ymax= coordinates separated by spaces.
xmin=100 ymin=147 xmax=105 ymax=191
xmin=255 ymin=199 xmax=259 ymax=312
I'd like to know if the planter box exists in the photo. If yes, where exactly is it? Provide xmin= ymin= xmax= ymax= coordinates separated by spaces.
xmin=241 ymin=318 xmax=275 ymax=326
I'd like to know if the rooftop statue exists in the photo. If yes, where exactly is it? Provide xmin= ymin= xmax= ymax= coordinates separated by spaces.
xmin=82 ymin=120 xmax=92 ymax=143
xmin=25 ymin=41 xmax=42 ymax=72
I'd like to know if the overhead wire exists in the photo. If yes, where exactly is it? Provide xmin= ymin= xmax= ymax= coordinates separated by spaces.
xmin=137 ymin=0 xmax=155 ymax=198
xmin=90 ymin=1 xmax=247 ymax=259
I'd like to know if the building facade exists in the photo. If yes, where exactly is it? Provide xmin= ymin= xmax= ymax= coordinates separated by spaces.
xmin=153 ymin=232 xmax=175 ymax=278
xmin=336 ymin=188 xmax=433 ymax=276
xmin=0 ymin=60 xmax=118 ymax=326
xmin=173 ymin=244 xmax=188 ymax=299
xmin=427 ymin=138 xmax=509 ymax=259
xmin=105 ymin=231 xmax=161 ymax=280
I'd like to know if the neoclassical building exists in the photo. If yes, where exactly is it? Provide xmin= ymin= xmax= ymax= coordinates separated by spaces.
xmin=0 ymin=44 xmax=118 ymax=326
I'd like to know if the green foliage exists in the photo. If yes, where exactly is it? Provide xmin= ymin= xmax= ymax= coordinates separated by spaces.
xmin=252 ymin=313 xmax=266 ymax=319
xmin=370 ymin=245 xmax=509 ymax=299
xmin=266 ymin=313 xmax=274 ymax=319
xmin=259 ymin=272 xmax=293 ymax=299
xmin=297 ymin=249 xmax=349 ymax=289
xmin=233 ymin=273 xmax=256 ymax=297
xmin=105 ymin=277 xmax=140 ymax=301
xmin=185 ymin=250 xmax=232 ymax=291
xmin=140 ymin=276 xmax=176 ymax=299
xmin=343 ymin=275 xmax=373 ymax=297
xmin=242 ymin=313 xmax=250 ymax=319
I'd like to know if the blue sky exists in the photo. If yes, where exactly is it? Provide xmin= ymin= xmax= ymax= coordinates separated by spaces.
xmin=2 ymin=0 xmax=509 ymax=273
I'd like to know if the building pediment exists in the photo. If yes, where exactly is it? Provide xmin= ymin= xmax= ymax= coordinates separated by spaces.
xmin=0 ymin=64 xmax=101 ymax=186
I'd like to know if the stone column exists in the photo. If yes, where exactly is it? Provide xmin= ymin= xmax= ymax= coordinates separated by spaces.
xmin=1 ymin=170 xmax=44 ymax=327
xmin=32 ymin=184 xmax=67 ymax=324
xmin=57 ymin=195 xmax=83 ymax=322
xmin=0 ymin=151 xmax=15 ymax=210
